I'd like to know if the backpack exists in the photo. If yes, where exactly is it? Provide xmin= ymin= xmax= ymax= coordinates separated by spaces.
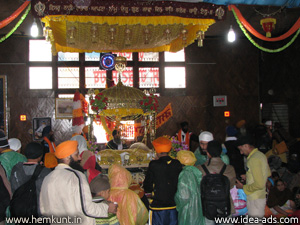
xmin=10 ymin=165 xmax=44 ymax=218
xmin=201 ymin=164 xmax=231 ymax=220
xmin=0 ymin=171 xmax=10 ymax=222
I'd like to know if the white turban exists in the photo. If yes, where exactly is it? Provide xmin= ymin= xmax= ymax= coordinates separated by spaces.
xmin=199 ymin=131 xmax=214 ymax=142
xmin=8 ymin=138 xmax=22 ymax=151
xmin=71 ymin=135 xmax=87 ymax=155
xmin=265 ymin=120 xmax=272 ymax=126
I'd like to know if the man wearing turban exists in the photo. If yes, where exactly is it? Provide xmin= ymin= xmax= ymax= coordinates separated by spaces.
xmin=40 ymin=140 xmax=117 ymax=225
xmin=143 ymin=137 xmax=182 ymax=225
xmin=194 ymin=131 xmax=229 ymax=166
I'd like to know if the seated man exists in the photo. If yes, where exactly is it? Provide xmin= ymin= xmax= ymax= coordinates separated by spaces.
xmin=106 ymin=130 xmax=127 ymax=150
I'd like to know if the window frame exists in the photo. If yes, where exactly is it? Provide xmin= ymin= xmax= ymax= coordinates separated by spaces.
xmin=28 ymin=39 xmax=187 ymax=97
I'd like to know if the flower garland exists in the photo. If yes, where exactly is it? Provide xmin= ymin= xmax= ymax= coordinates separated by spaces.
xmin=229 ymin=5 xmax=300 ymax=42
xmin=88 ymin=140 xmax=98 ymax=154
xmin=0 ymin=4 xmax=31 ymax=43
xmin=168 ymin=136 xmax=189 ymax=158
xmin=90 ymin=92 xmax=108 ymax=114
xmin=139 ymin=94 xmax=159 ymax=112
xmin=231 ymin=7 xmax=300 ymax=53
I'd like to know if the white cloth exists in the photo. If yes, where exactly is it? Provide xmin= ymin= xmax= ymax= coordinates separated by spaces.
xmin=117 ymin=143 xmax=123 ymax=150
xmin=71 ymin=135 xmax=88 ymax=155
xmin=8 ymin=138 xmax=21 ymax=151
xmin=270 ymin=200 xmax=292 ymax=215
xmin=246 ymin=198 xmax=266 ymax=225
xmin=225 ymin=136 xmax=237 ymax=142
xmin=40 ymin=164 xmax=108 ymax=225
xmin=199 ymin=131 xmax=214 ymax=142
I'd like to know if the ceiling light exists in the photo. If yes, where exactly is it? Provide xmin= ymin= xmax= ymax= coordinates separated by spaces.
xmin=227 ymin=25 xmax=236 ymax=43
xmin=31 ymin=18 xmax=39 ymax=37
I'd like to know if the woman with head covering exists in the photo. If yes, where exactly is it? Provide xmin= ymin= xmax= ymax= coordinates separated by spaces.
xmin=108 ymin=164 xmax=148 ymax=225
xmin=71 ymin=135 xmax=102 ymax=173
xmin=267 ymin=179 xmax=296 ymax=217
xmin=175 ymin=150 xmax=205 ymax=225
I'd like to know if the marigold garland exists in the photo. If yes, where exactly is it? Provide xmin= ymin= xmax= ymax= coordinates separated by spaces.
xmin=232 ymin=7 xmax=300 ymax=53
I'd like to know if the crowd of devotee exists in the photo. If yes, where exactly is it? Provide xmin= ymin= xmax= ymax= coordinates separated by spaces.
xmin=0 ymin=119 xmax=300 ymax=225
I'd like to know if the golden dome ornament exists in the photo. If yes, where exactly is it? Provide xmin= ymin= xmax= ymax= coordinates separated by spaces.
xmin=93 ymin=56 xmax=148 ymax=120
xmin=115 ymin=56 xmax=127 ymax=73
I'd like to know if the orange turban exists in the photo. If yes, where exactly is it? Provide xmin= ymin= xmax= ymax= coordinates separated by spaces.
xmin=55 ymin=140 xmax=78 ymax=159
xmin=236 ymin=120 xmax=246 ymax=128
xmin=83 ymin=126 xmax=89 ymax=134
xmin=152 ymin=137 xmax=172 ymax=153
xmin=44 ymin=152 xmax=58 ymax=168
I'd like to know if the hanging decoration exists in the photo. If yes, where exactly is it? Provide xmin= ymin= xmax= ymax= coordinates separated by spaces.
xmin=80 ymin=93 xmax=89 ymax=115
xmin=228 ymin=5 xmax=300 ymax=42
xmin=139 ymin=94 xmax=159 ymax=112
xmin=72 ymin=90 xmax=85 ymax=136
xmin=231 ymin=7 xmax=300 ymax=53
xmin=156 ymin=103 xmax=173 ymax=129
xmin=260 ymin=17 xmax=276 ymax=37
xmin=90 ymin=92 xmax=108 ymax=114
xmin=32 ymin=0 xmax=226 ymax=55
xmin=0 ymin=0 xmax=30 ymax=29
xmin=0 ymin=5 xmax=31 ymax=43
xmin=196 ymin=30 xmax=205 ymax=47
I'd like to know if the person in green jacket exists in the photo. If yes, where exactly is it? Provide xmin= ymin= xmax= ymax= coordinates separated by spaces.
xmin=0 ymin=131 xmax=26 ymax=179
xmin=175 ymin=150 xmax=205 ymax=225
xmin=194 ymin=131 xmax=229 ymax=166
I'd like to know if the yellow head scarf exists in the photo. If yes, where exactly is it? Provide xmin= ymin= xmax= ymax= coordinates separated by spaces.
xmin=177 ymin=150 xmax=196 ymax=166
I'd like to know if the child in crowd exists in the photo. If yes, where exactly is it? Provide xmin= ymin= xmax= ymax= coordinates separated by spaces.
xmin=89 ymin=174 xmax=120 ymax=225
xmin=108 ymin=164 xmax=148 ymax=225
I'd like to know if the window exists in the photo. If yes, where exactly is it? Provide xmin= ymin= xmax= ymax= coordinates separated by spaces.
xmin=29 ymin=40 xmax=53 ymax=89
xmin=29 ymin=40 xmax=52 ymax=62
xmin=113 ymin=52 xmax=133 ymax=61
xmin=164 ymin=49 xmax=186 ymax=88
xmin=139 ymin=52 xmax=159 ymax=62
xmin=29 ymin=67 xmax=52 ymax=89
xmin=28 ymin=40 xmax=187 ymax=92
xmin=85 ymin=52 xmax=100 ymax=61
xmin=112 ymin=67 xmax=133 ymax=87
xmin=85 ymin=67 xmax=106 ymax=88
xmin=58 ymin=67 xmax=80 ymax=89
xmin=165 ymin=67 xmax=186 ymax=88
xmin=120 ymin=121 xmax=135 ymax=140
xmin=139 ymin=67 xmax=159 ymax=88
xmin=165 ymin=49 xmax=185 ymax=62
xmin=58 ymin=52 xmax=79 ymax=61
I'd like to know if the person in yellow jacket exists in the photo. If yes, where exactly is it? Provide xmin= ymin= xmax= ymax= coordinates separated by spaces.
xmin=236 ymin=135 xmax=271 ymax=225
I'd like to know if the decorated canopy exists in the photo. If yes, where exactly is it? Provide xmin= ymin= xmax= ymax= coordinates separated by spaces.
xmin=31 ymin=0 xmax=226 ymax=54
